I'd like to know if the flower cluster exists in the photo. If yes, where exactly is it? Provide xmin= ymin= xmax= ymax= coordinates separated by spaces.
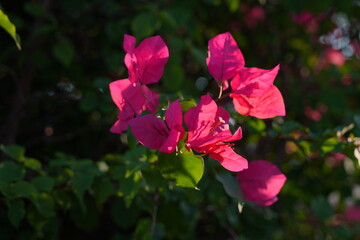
xmin=110 ymin=32 xmax=287 ymax=205
xmin=109 ymin=35 xmax=169 ymax=133
xmin=207 ymin=32 xmax=285 ymax=118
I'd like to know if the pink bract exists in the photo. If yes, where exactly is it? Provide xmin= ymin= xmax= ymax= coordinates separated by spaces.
xmin=231 ymin=85 xmax=286 ymax=119
xmin=231 ymin=65 xmax=279 ymax=97
xmin=230 ymin=65 xmax=285 ymax=118
xmin=185 ymin=94 xmax=247 ymax=172
xmin=206 ymin=32 xmax=245 ymax=90
xmin=345 ymin=206 xmax=360 ymax=223
xmin=109 ymin=79 xmax=159 ymax=133
xmin=129 ymin=100 xmax=184 ymax=153
xmin=237 ymin=160 xmax=286 ymax=206
xmin=124 ymin=34 xmax=169 ymax=84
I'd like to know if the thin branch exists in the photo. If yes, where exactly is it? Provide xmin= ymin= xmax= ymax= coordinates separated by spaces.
xmin=150 ymin=192 xmax=159 ymax=237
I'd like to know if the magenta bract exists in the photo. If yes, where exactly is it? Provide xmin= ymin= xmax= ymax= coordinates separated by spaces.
xmin=129 ymin=100 xmax=184 ymax=153
xmin=124 ymin=34 xmax=169 ymax=84
xmin=231 ymin=85 xmax=286 ymax=119
xmin=231 ymin=65 xmax=280 ymax=97
xmin=109 ymin=79 xmax=159 ymax=133
xmin=185 ymin=94 xmax=248 ymax=172
xmin=206 ymin=32 xmax=245 ymax=90
xmin=230 ymin=65 xmax=285 ymax=118
xmin=237 ymin=160 xmax=286 ymax=206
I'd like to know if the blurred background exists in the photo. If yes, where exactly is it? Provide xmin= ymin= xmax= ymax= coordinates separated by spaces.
xmin=0 ymin=0 xmax=360 ymax=239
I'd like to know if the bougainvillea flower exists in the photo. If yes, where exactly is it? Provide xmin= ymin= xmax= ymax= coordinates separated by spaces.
xmin=230 ymin=65 xmax=285 ymax=118
xmin=110 ymin=35 xmax=169 ymax=133
xmin=129 ymin=100 xmax=184 ymax=153
xmin=124 ymin=34 xmax=169 ymax=84
xmin=345 ymin=206 xmax=360 ymax=223
xmin=206 ymin=32 xmax=245 ymax=90
xmin=109 ymin=79 xmax=159 ymax=133
xmin=237 ymin=160 xmax=286 ymax=206
xmin=244 ymin=6 xmax=266 ymax=29
xmin=184 ymin=94 xmax=247 ymax=172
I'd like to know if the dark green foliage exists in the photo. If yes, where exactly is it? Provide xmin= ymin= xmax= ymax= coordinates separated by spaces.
xmin=1 ymin=0 xmax=360 ymax=239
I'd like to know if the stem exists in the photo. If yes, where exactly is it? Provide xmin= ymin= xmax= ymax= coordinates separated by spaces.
xmin=150 ymin=192 xmax=159 ymax=237
xmin=217 ymin=81 xmax=224 ymax=100
xmin=215 ymin=93 xmax=230 ymax=102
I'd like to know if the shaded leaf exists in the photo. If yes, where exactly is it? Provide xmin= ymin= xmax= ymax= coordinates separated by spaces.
xmin=52 ymin=39 xmax=75 ymax=67
xmin=32 ymin=176 xmax=55 ymax=192
xmin=0 ymin=144 xmax=25 ymax=162
xmin=311 ymin=196 xmax=334 ymax=220
xmin=0 ymin=161 xmax=25 ymax=183
xmin=163 ymin=64 xmax=184 ymax=91
xmin=70 ymin=198 xmax=100 ymax=233
xmin=93 ymin=177 xmax=115 ymax=205
xmin=119 ymin=171 xmax=142 ymax=207
xmin=7 ymin=199 xmax=25 ymax=228
xmin=72 ymin=171 xmax=95 ymax=211
xmin=11 ymin=181 xmax=38 ymax=199
xmin=216 ymin=172 xmax=243 ymax=200
xmin=131 ymin=12 xmax=158 ymax=39
xmin=24 ymin=158 xmax=42 ymax=171
xmin=111 ymin=198 xmax=141 ymax=229
xmin=31 ymin=193 xmax=55 ymax=218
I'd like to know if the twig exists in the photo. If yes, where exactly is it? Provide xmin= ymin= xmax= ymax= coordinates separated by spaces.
xmin=150 ymin=192 xmax=159 ymax=237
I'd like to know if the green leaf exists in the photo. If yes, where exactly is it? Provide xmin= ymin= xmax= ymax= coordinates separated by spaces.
xmin=134 ymin=218 xmax=152 ymax=240
xmin=7 ymin=199 xmax=25 ymax=228
xmin=158 ymin=149 xmax=204 ymax=189
xmin=70 ymin=198 xmax=100 ymax=233
xmin=0 ymin=181 xmax=10 ymax=197
xmin=119 ymin=171 xmax=142 ymax=208
xmin=311 ymin=196 xmax=334 ymax=220
xmin=127 ymin=125 xmax=138 ymax=149
xmin=93 ymin=76 xmax=111 ymax=91
xmin=163 ymin=64 xmax=184 ymax=91
xmin=157 ymin=203 xmax=188 ymax=237
xmin=321 ymin=137 xmax=340 ymax=154
xmin=79 ymin=91 xmax=98 ymax=112
xmin=31 ymin=193 xmax=55 ymax=218
xmin=216 ymin=172 xmax=243 ymax=201
xmin=24 ymin=2 xmax=46 ymax=18
xmin=72 ymin=171 xmax=95 ymax=211
xmin=27 ymin=204 xmax=49 ymax=233
xmin=111 ymin=198 xmax=141 ymax=229
xmin=248 ymin=119 xmax=266 ymax=133
xmin=280 ymin=120 xmax=301 ymax=135
xmin=24 ymin=158 xmax=42 ymax=171
xmin=0 ymin=144 xmax=25 ymax=162
xmin=0 ymin=9 xmax=21 ymax=50
xmin=226 ymin=0 xmax=240 ymax=12
xmin=72 ymin=171 xmax=91 ymax=189
xmin=11 ymin=181 xmax=38 ymax=198
xmin=32 ymin=176 xmax=55 ymax=192
xmin=52 ymin=39 xmax=75 ymax=67
xmin=0 ymin=161 xmax=25 ymax=183
xmin=180 ymin=100 xmax=196 ymax=112
xmin=92 ymin=177 xmax=115 ymax=205
xmin=131 ymin=12 xmax=158 ymax=39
